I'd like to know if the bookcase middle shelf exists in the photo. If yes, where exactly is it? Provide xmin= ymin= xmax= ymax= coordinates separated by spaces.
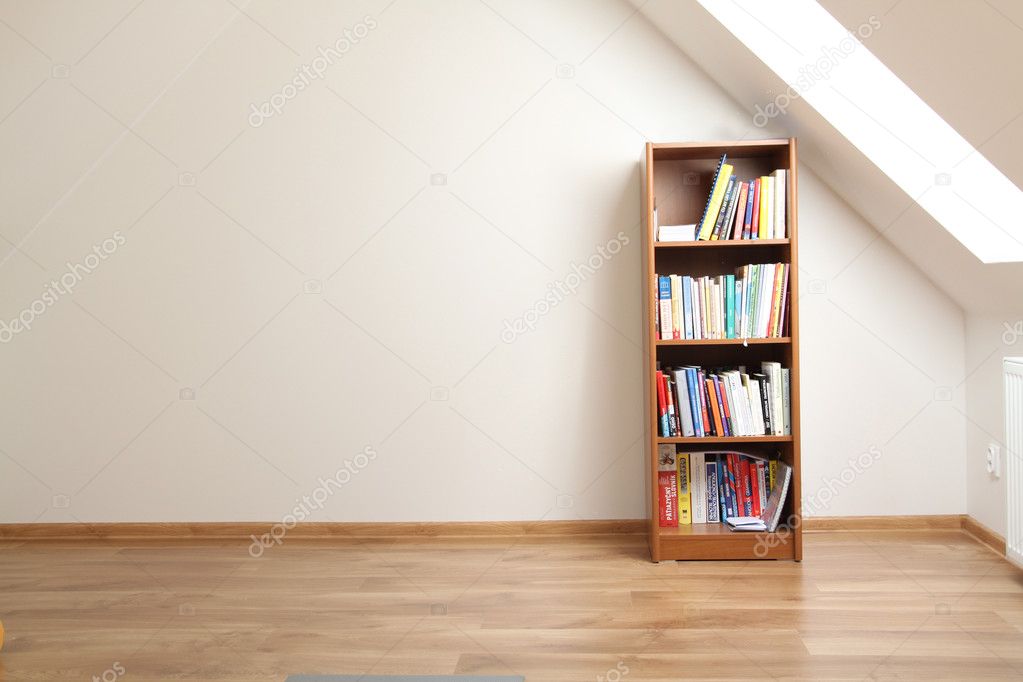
xmin=656 ymin=337 xmax=791 ymax=347
xmin=657 ymin=435 xmax=793 ymax=444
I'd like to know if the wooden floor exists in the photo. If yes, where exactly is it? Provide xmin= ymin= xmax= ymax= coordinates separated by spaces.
xmin=1 ymin=530 xmax=1022 ymax=681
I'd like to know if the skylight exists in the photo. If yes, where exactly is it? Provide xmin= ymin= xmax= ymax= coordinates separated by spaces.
xmin=697 ymin=0 xmax=1023 ymax=263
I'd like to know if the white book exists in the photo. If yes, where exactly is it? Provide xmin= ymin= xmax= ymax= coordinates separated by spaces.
xmin=782 ymin=368 xmax=792 ymax=435
xmin=673 ymin=368 xmax=695 ymax=437
xmin=772 ymin=169 xmax=786 ymax=239
xmin=732 ymin=371 xmax=754 ymax=436
xmin=691 ymin=278 xmax=702 ymax=340
xmin=658 ymin=224 xmax=697 ymax=242
xmin=691 ymin=453 xmax=707 ymax=523
xmin=726 ymin=516 xmax=766 ymax=532
xmin=762 ymin=361 xmax=785 ymax=436
xmin=748 ymin=375 xmax=766 ymax=434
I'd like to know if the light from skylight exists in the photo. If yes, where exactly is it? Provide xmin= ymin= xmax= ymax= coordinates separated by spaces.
xmin=697 ymin=0 xmax=1023 ymax=263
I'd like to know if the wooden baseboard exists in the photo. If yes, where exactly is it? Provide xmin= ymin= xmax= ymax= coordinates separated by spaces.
xmin=960 ymin=515 xmax=1006 ymax=555
xmin=0 ymin=519 xmax=647 ymax=540
xmin=802 ymin=514 xmax=963 ymax=531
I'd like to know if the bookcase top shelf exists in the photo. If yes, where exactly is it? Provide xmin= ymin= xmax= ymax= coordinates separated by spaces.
xmin=656 ymin=337 xmax=791 ymax=347
xmin=655 ymin=239 xmax=790 ymax=249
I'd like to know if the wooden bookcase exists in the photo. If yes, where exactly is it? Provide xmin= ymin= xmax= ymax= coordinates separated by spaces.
xmin=642 ymin=139 xmax=802 ymax=562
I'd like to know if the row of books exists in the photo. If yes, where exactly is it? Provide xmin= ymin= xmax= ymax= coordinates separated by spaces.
xmin=694 ymin=155 xmax=787 ymax=241
xmin=657 ymin=447 xmax=792 ymax=531
xmin=656 ymin=263 xmax=790 ymax=340
xmin=656 ymin=362 xmax=790 ymax=438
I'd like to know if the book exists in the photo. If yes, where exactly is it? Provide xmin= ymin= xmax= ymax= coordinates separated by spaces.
xmin=751 ymin=178 xmax=762 ymax=239
xmin=681 ymin=275 xmax=694 ymax=340
xmin=697 ymin=157 xmax=732 ymax=240
xmin=657 ymin=363 xmax=791 ymax=438
xmin=726 ymin=516 xmax=766 ymax=532
xmin=658 ymin=224 xmax=697 ymax=242
xmin=762 ymin=459 xmax=793 ymax=532
xmin=691 ymin=452 xmax=706 ymax=523
xmin=782 ymin=368 xmax=791 ymax=435
xmin=673 ymin=368 xmax=696 ymax=438
xmin=658 ymin=276 xmax=672 ymax=340
xmin=706 ymin=455 xmax=720 ymax=523
xmin=731 ymin=182 xmax=748 ymax=239
xmin=657 ymin=445 xmax=678 ymax=528
xmin=670 ymin=275 xmax=681 ymax=340
xmin=676 ymin=452 xmax=692 ymax=525
xmin=772 ymin=168 xmax=786 ymax=238
xmin=711 ymin=175 xmax=738 ymax=240
xmin=742 ymin=180 xmax=755 ymax=238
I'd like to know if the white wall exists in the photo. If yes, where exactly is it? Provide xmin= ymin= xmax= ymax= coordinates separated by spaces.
xmin=964 ymin=313 xmax=1023 ymax=536
xmin=0 ymin=0 xmax=966 ymax=523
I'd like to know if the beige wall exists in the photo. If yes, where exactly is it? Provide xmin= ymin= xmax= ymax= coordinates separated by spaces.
xmin=0 ymin=0 xmax=965 ymax=523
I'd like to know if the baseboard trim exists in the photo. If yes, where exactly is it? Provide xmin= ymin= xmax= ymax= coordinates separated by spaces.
xmin=802 ymin=514 xmax=964 ymax=531
xmin=960 ymin=515 xmax=1006 ymax=555
xmin=0 ymin=519 xmax=647 ymax=540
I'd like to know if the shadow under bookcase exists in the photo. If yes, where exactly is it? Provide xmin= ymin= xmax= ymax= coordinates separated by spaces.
xmin=642 ymin=139 xmax=802 ymax=562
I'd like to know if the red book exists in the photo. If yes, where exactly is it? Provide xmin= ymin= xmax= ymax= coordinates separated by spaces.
xmin=741 ymin=458 xmax=754 ymax=516
xmin=749 ymin=461 xmax=762 ymax=517
xmin=656 ymin=371 xmax=667 ymax=436
xmin=706 ymin=378 xmax=725 ymax=437
xmin=731 ymin=182 xmax=749 ymax=240
xmin=658 ymin=455 xmax=679 ymax=528
xmin=750 ymin=178 xmax=761 ymax=240
xmin=728 ymin=454 xmax=746 ymax=515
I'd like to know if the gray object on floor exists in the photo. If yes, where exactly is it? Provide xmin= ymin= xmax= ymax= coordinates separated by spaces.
xmin=286 ymin=677 xmax=524 ymax=682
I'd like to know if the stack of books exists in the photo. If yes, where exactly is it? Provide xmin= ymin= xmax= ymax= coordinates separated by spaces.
xmin=656 ymin=263 xmax=790 ymax=340
xmin=655 ymin=362 xmax=790 ymax=438
xmin=657 ymin=447 xmax=792 ymax=531
xmin=687 ymin=154 xmax=787 ymax=241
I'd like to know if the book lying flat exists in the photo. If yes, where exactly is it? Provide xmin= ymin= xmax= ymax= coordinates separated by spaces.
xmin=725 ymin=516 xmax=766 ymax=532
xmin=658 ymin=224 xmax=697 ymax=242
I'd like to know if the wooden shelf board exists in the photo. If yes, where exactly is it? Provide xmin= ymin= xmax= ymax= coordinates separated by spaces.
xmin=654 ymin=239 xmax=789 ymax=249
xmin=655 ymin=524 xmax=796 ymax=560
xmin=656 ymin=337 xmax=790 ymax=346
xmin=657 ymin=436 xmax=793 ymax=444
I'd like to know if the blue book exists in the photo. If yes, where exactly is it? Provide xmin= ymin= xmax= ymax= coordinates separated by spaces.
xmin=742 ymin=180 xmax=755 ymax=238
xmin=706 ymin=456 xmax=720 ymax=523
xmin=684 ymin=367 xmax=703 ymax=437
xmin=722 ymin=456 xmax=735 ymax=519
xmin=681 ymin=275 xmax=693 ymax=339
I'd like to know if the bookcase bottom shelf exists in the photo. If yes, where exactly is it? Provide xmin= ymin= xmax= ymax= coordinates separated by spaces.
xmin=652 ymin=525 xmax=798 ymax=561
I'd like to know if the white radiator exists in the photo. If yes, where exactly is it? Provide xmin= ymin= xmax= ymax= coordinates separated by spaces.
xmin=1005 ymin=358 xmax=1023 ymax=568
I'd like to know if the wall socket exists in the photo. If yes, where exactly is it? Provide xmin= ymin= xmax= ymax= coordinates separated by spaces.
xmin=986 ymin=443 xmax=1001 ymax=478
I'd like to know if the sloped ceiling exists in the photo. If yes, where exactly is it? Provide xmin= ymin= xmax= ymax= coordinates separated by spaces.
xmin=631 ymin=0 xmax=1023 ymax=313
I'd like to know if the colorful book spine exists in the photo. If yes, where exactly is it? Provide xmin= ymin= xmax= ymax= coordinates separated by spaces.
xmin=749 ymin=459 xmax=762 ymax=517
xmin=658 ymin=275 xmax=672 ymax=340
xmin=671 ymin=275 xmax=681 ymax=339
xmin=717 ymin=456 xmax=729 ymax=521
xmin=684 ymin=367 xmax=703 ymax=437
xmin=740 ymin=456 xmax=754 ymax=516
xmin=750 ymin=178 xmax=761 ymax=239
xmin=658 ymin=446 xmax=678 ymax=528
xmin=711 ymin=175 xmax=737 ymax=240
xmin=742 ymin=180 xmax=755 ymax=238
xmin=676 ymin=453 xmax=692 ymax=525
xmin=656 ymin=371 xmax=669 ymax=437
xmin=725 ymin=273 xmax=735 ymax=338
xmin=706 ymin=456 xmax=720 ymax=523
xmin=697 ymin=160 xmax=733 ymax=240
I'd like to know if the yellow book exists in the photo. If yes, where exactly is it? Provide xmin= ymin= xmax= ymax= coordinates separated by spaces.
xmin=758 ymin=176 xmax=770 ymax=239
xmin=670 ymin=275 xmax=681 ymax=340
xmin=697 ymin=164 xmax=733 ymax=240
xmin=676 ymin=452 xmax=692 ymax=525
